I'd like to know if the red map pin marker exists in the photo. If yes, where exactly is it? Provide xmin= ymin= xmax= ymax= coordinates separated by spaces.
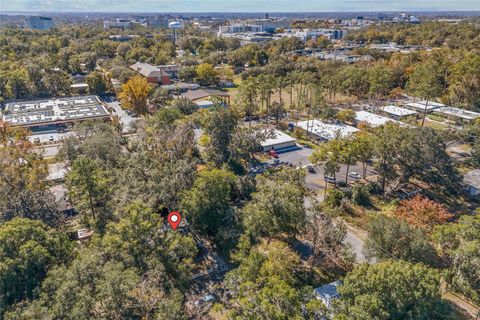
xmin=167 ymin=211 xmax=181 ymax=231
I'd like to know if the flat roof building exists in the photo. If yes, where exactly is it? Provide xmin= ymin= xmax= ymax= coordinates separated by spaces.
xmin=355 ymin=110 xmax=399 ymax=128
xmin=405 ymin=100 xmax=444 ymax=112
xmin=2 ymin=96 xmax=110 ymax=129
xmin=261 ymin=129 xmax=297 ymax=151
xmin=296 ymin=119 xmax=359 ymax=141
xmin=381 ymin=105 xmax=418 ymax=119
xmin=434 ymin=107 xmax=480 ymax=123
xmin=103 ymin=19 xmax=132 ymax=30
xmin=26 ymin=16 xmax=54 ymax=30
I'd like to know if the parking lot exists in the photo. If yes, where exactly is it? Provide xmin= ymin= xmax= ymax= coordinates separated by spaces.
xmin=28 ymin=131 xmax=74 ymax=144
xmin=104 ymin=99 xmax=136 ymax=133
xmin=262 ymin=144 xmax=377 ymax=193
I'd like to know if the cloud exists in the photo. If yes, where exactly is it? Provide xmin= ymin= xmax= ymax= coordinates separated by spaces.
xmin=2 ymin=0 xmax=479 ymax=12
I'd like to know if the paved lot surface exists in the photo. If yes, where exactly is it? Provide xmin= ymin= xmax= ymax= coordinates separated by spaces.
xmin=28 ymin=131 xmax=74 ymax=144
xmin=105 ymin=99 xmax=136 ymax=133
xmin=265 ymin=144 xmax=377 ymax=191
xmin=263 ymin=144 xmax=378 ymax=263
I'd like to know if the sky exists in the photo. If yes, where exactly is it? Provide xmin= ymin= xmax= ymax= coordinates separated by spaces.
xmin=2 ymin=0 xmax=479 ymax=12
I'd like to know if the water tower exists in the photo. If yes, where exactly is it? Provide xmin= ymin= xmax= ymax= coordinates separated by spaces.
xmin=168 ymin=21 xmax=182 ymax=43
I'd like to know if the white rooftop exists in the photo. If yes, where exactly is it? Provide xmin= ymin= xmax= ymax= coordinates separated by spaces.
xmin=296 ymin=119 xmax=359 ymax=140
xmin=261 ymin=129 xmax=297 ymax=148
xmin=355 ymin=110 xmax=397 ymax=127
xmin=382 ymin=105 xmax=417 ymax=117
xmin=195 ymin=100 xmax=215 ymax=108
xmin=435 ymin=107 xmax=480 ymax=120
xmin=405 ymin=100 xmax=444 ymax=111
xmin=3 ymin=96 xmax=109 ymax=127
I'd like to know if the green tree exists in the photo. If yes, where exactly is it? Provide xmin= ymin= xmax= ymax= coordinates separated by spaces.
xmin=86 ymin=71 xmax=110 ymax=96
xmin=354 ymin=132 xmax=374 ymax=179
xmin=373 ymin=124 xmax=460 ymax=194
xmin=58 ymin=120 xmax=125 ymax=168
xmin=364 ymin=215 xmax=437 ymax=265
xmin=228 ymin=127 xmax=273 ymax=170
xmin=43 ymin=70 xmax=72 ymax=96
xmin=367 ymin=63 xmax=395 ymax=100
xmin=195 ymin=63 xmax=219 ymax=86
xmin=242 ymin=168 xmax=306 ymax=239
xmin=310 ymin=137 xmax=343 ymax=196
xmin=335 ymin=260 xmax=452 ymax=320
xmin=5 ymin=248 xmax=140 ymax=320
xmin=306 ymin=204 xmax=355 ymax=270
xmin=447 ymin=54 xmax=480 ymax=110
xmin=181 ymin=169 xmax=237 ymax=242
xmin=100 ymin=202 xmax=198 ymax=285
xmin=407 ymin=61 xmax=444 ymax=127
xmin=0 ymin=218 xmax=72 ymax=313
xmin=203 ymin=107 xmax=238 ymax=166
xmin=433 ymin=214 xmax=480 ymax=304
xmin=236 ymin=77 xmax=258 ymax=126
xmin=224 ymin=239 xmax=324 ymax=319
xmin=0 ymin=121 xmax=62 ymax=227
xmin=336 ymin=109 xmax=356 ymax=123
xmin=171 ymin=97 xmax=197 ymax=115
xmin=65 ymin=157 xmax=113 ymax=232
xmin=178 ymin=65 xmax=197 ymax=82
xmin=117 ymin=121 xmax=198 ymax=211
xmin=150 ymin=87 xmax=171 ymax=108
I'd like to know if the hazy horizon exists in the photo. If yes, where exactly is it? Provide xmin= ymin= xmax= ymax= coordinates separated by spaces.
xmin=2 ymin=0 xmax=479 ymax=13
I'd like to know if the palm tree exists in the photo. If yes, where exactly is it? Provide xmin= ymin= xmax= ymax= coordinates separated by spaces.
xmin=237 ymin=78 xmax=258 ymax=127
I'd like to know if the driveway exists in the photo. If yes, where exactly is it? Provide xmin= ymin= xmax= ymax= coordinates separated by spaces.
xmin=105 ymin=99 xmax=136 ymax=133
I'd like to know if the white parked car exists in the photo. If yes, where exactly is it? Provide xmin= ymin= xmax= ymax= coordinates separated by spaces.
xmin=348 ymin=172 xmax=361 ymax=179
xmin=194 ymin=294 xmax=216 ymax=307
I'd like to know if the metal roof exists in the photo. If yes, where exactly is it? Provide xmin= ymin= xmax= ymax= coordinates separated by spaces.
xmin=130 ymin=62 xmax=168 ymax=78
xmin=180 ymin=89 xmax=229 ymax=101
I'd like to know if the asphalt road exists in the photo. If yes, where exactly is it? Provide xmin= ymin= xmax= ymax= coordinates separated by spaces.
xmin=266 ymin=145 xmax=375 ymax=263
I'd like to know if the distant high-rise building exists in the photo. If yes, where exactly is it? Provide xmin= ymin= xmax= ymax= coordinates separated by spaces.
xmin=103 ymin=19 xmax=132 ymax=30
xmin=26 ymin=16 xmax=54 ymax=30
xmin=147 ymin=16 xmax=169 ymax=28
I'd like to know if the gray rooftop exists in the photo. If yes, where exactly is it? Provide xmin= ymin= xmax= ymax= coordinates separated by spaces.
xmin=3 ymin=96 xmax=109 ymax=127
xmin=130 ymin=62 xmax=168 ymax=78
xmin=180 ymin=89 xmax=230 ymax=101
xmin=436 ymin=107 xmax=480 ymax=120
xmin=313 ymin=280 xmax=342 ymax=308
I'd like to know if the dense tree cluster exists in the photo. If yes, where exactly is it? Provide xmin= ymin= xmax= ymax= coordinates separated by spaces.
xmin=1 ymin=19 xmax=478 ymax=319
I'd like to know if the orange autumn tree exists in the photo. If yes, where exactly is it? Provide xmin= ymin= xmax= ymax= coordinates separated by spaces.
xmin=394 ymin=195 xmax=452 ymax=233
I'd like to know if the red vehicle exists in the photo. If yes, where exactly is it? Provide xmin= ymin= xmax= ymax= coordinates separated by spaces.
xmin=269 ymin=150 xmax=279 ymax=158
